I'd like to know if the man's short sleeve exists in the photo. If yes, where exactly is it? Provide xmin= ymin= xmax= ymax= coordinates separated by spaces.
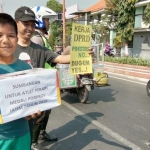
xmin=44 ymin=47 xmax=59 ymax=64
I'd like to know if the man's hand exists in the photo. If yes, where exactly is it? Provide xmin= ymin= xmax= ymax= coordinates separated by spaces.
xmin=88 ymin=47 xmax=94 ymax=55
xmin=25 ymin=110 xmax=41 ymax=120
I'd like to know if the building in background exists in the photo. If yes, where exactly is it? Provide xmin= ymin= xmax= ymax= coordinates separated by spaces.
xmin=65 ymin=4 xmax=78 ymax=20
xmin=133 ymin=0 xmax=150 ymax=58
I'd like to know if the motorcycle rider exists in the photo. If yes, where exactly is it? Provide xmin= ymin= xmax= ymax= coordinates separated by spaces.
xmin=30 ymin=6 xmax=58 ymax=149
xmin=31 ymin=6 xmax=57 ymax=68
xmin=104 ymin=42 xmax=115 ymax=57
xmin=104 ymin=42 xmax=111 ymax=54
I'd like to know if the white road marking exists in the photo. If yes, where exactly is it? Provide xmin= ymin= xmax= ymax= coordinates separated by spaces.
xmin=109 ymin=76 xmax=147 ymax=85
xmin=62 ymin=101 xmax=142 ymax=150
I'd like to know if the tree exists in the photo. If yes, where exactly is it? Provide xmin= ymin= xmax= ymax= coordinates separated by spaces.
xmin=46 ymin=0 xmax=62 ymax=13
xmin=143 ymin=3 xmax=150 ymax=25
xmin=65 ymin=21 xmax=73 ymax=45
xmin=46 ymin=0 xmax=73 ymax=48
xmin=91 ymin=16 xmax=110 ymax=37
xmin=106 ymin=0 xmax=140 ymax=44
xmin=105 ymin=0 xmax=120 ymax=15
xmin=46 ymin=0 xmax=63 ymax=48
xmin=48 ymin=21 xmax=63 ymax=48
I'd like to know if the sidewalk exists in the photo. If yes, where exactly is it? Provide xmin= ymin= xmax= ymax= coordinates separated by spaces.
xmin=104 ymin=62 xmax=150 ymax=79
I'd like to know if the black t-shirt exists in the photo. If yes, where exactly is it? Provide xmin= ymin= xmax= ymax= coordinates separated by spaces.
xmin=14 ymin=41 xmax=58 ymax=68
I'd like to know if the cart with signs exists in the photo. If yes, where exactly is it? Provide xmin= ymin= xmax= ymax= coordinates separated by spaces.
xmin=56 ymin=43 xmax=110 ymax=103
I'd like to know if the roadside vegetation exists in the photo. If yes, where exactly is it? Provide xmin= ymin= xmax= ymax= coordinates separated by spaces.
xmin=104 ymin=56 xmax=150 ymax=67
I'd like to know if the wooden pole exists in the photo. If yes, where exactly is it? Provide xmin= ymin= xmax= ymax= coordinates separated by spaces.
xmin=62 ymin=0 xmax=66 ymax=49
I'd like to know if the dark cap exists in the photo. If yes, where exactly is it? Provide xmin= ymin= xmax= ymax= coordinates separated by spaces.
xmin=15 ymin=6 xmax=38 ymax=24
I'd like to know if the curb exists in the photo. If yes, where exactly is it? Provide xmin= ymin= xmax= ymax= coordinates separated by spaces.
xmin=104 ymin=64 xmax=150 ymax=79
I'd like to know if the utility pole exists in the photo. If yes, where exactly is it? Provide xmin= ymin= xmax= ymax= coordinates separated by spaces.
xmin=62 ymin=0 xmax=66 ymax=49
xmin=0 ymin=0 xmax=3 ymax=13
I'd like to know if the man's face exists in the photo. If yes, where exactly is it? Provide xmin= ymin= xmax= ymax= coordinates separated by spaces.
xmin=0 ymin=23 xmax=18 ymax=58
xmin=16 ymin=20 xmax=35 ymax=40
xmin=44 ymin=18 xmax=50 ymax=31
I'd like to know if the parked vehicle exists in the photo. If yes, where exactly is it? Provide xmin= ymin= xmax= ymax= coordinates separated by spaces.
xmin=146 ymin=80 xmax=150 ymax=96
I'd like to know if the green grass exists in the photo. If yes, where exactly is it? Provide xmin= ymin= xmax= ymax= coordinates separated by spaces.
xmin=102 ymin=56 xmax=150 ymax=67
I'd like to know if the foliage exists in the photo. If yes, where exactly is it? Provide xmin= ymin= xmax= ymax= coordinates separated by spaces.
xmin=90 ymin=15 xmax=110 ymax=42
xmin=46 ymin=0 xmax=63 ymax=48
xmin=143 ymin=3 xmax=150 ymax=25
xmin=105 ymin=0 xmax=120 ymax=15
xmin=65 ymin=21 xmax=73 ymax=46
xmin=46 ymin=0 xmax=73 ymax=47
xmin=49 ymin=20 xmax=73 ymax=48
xmin=113 ymin=35 xmax=122 ymax=48
xmin=106 ymin=0 xmax=139 ymax=43
xmin=46 ymin=0 xmax=62 ymax=13
xmin=104 ymin=56 xmax=150 ymax=66
xmin=49 ymin=21 xmax=63 ymax=48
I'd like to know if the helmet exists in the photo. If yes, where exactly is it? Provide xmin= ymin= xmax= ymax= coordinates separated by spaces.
xmin=31 ymin=6 xmax=58 ymax=29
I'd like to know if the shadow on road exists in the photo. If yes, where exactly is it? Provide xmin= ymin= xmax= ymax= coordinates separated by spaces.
xmin=89 ymin=87 xmax=118 ymax=104
xmin=41 ymin=112 xmax=131 ymax=150
xmin=61 ymin=87 xmax=118 ymax=104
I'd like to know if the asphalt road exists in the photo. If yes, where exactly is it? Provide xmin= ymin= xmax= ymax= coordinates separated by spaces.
xmin=41 ymin=75 xmax=150 ymax=150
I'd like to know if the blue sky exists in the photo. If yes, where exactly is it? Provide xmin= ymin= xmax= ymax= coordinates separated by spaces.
xmin=2 ymin=0 xmax=99 ymax=17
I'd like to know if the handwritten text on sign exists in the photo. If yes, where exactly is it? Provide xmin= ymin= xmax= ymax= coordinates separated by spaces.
xmin=70 ymin=23 xmax=92 ymax=75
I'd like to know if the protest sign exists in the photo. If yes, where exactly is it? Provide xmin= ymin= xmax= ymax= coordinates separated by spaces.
xmin=70 ymin=23 xmax=92 ymax=75
xmin=0 ymin=68 xmax=61 ymax=124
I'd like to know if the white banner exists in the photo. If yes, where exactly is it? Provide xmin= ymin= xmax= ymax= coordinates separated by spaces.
xmin=0 ymin=68 xmax=61 ymax=124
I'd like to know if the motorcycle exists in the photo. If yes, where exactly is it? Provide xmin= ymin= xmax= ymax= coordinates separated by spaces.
xmin=61 ymin=70 xmax=94 ymax=103
xmin=55 ymin=45 xmax=110 ymax=103
xmin=55 ymin=49 xmax=95 ymax=103
xmin=146 ymin=80 xmax=150 ymax=96
xmin=104 ymin=47 xmax=115 ymax=57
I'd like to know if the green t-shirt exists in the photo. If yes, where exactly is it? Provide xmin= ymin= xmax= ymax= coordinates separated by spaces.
xmin=0 ymin=59 xmax=31 ymax=140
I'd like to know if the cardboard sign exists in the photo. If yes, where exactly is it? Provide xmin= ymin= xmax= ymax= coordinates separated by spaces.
xmin=0 ymin=68 xmax=61 ymax=124
xmin=70 ymin=23 xmax=92 ymax=75
xmin=56 ymin=64 xmax=77 ymax=89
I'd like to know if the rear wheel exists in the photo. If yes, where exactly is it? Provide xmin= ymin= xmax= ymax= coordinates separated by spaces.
xmin=76 ymin=87 xmax=89 ymax=103
xmin=146 ymin=80 xmax=150 ymax=97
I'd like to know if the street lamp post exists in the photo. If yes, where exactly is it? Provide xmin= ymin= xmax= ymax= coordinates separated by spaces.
xmin=62 ymin=0 xmax=66 ymax=49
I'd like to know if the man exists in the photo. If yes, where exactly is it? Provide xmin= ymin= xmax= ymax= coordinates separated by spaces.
xmin=14 ymin=6 xmax=70 ymax=150
xmin=14 ymin=6 xmax=93 ymax=150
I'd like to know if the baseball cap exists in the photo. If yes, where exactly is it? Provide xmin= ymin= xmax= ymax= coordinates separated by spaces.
xmin=15 ymin=6 xmax=38 ymax=24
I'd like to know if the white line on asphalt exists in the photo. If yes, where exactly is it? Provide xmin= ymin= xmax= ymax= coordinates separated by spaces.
xmin=109 ymin=76 xmax=147 ymax=85
xmin=62 ymin=101 xmax=142 ymax=150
